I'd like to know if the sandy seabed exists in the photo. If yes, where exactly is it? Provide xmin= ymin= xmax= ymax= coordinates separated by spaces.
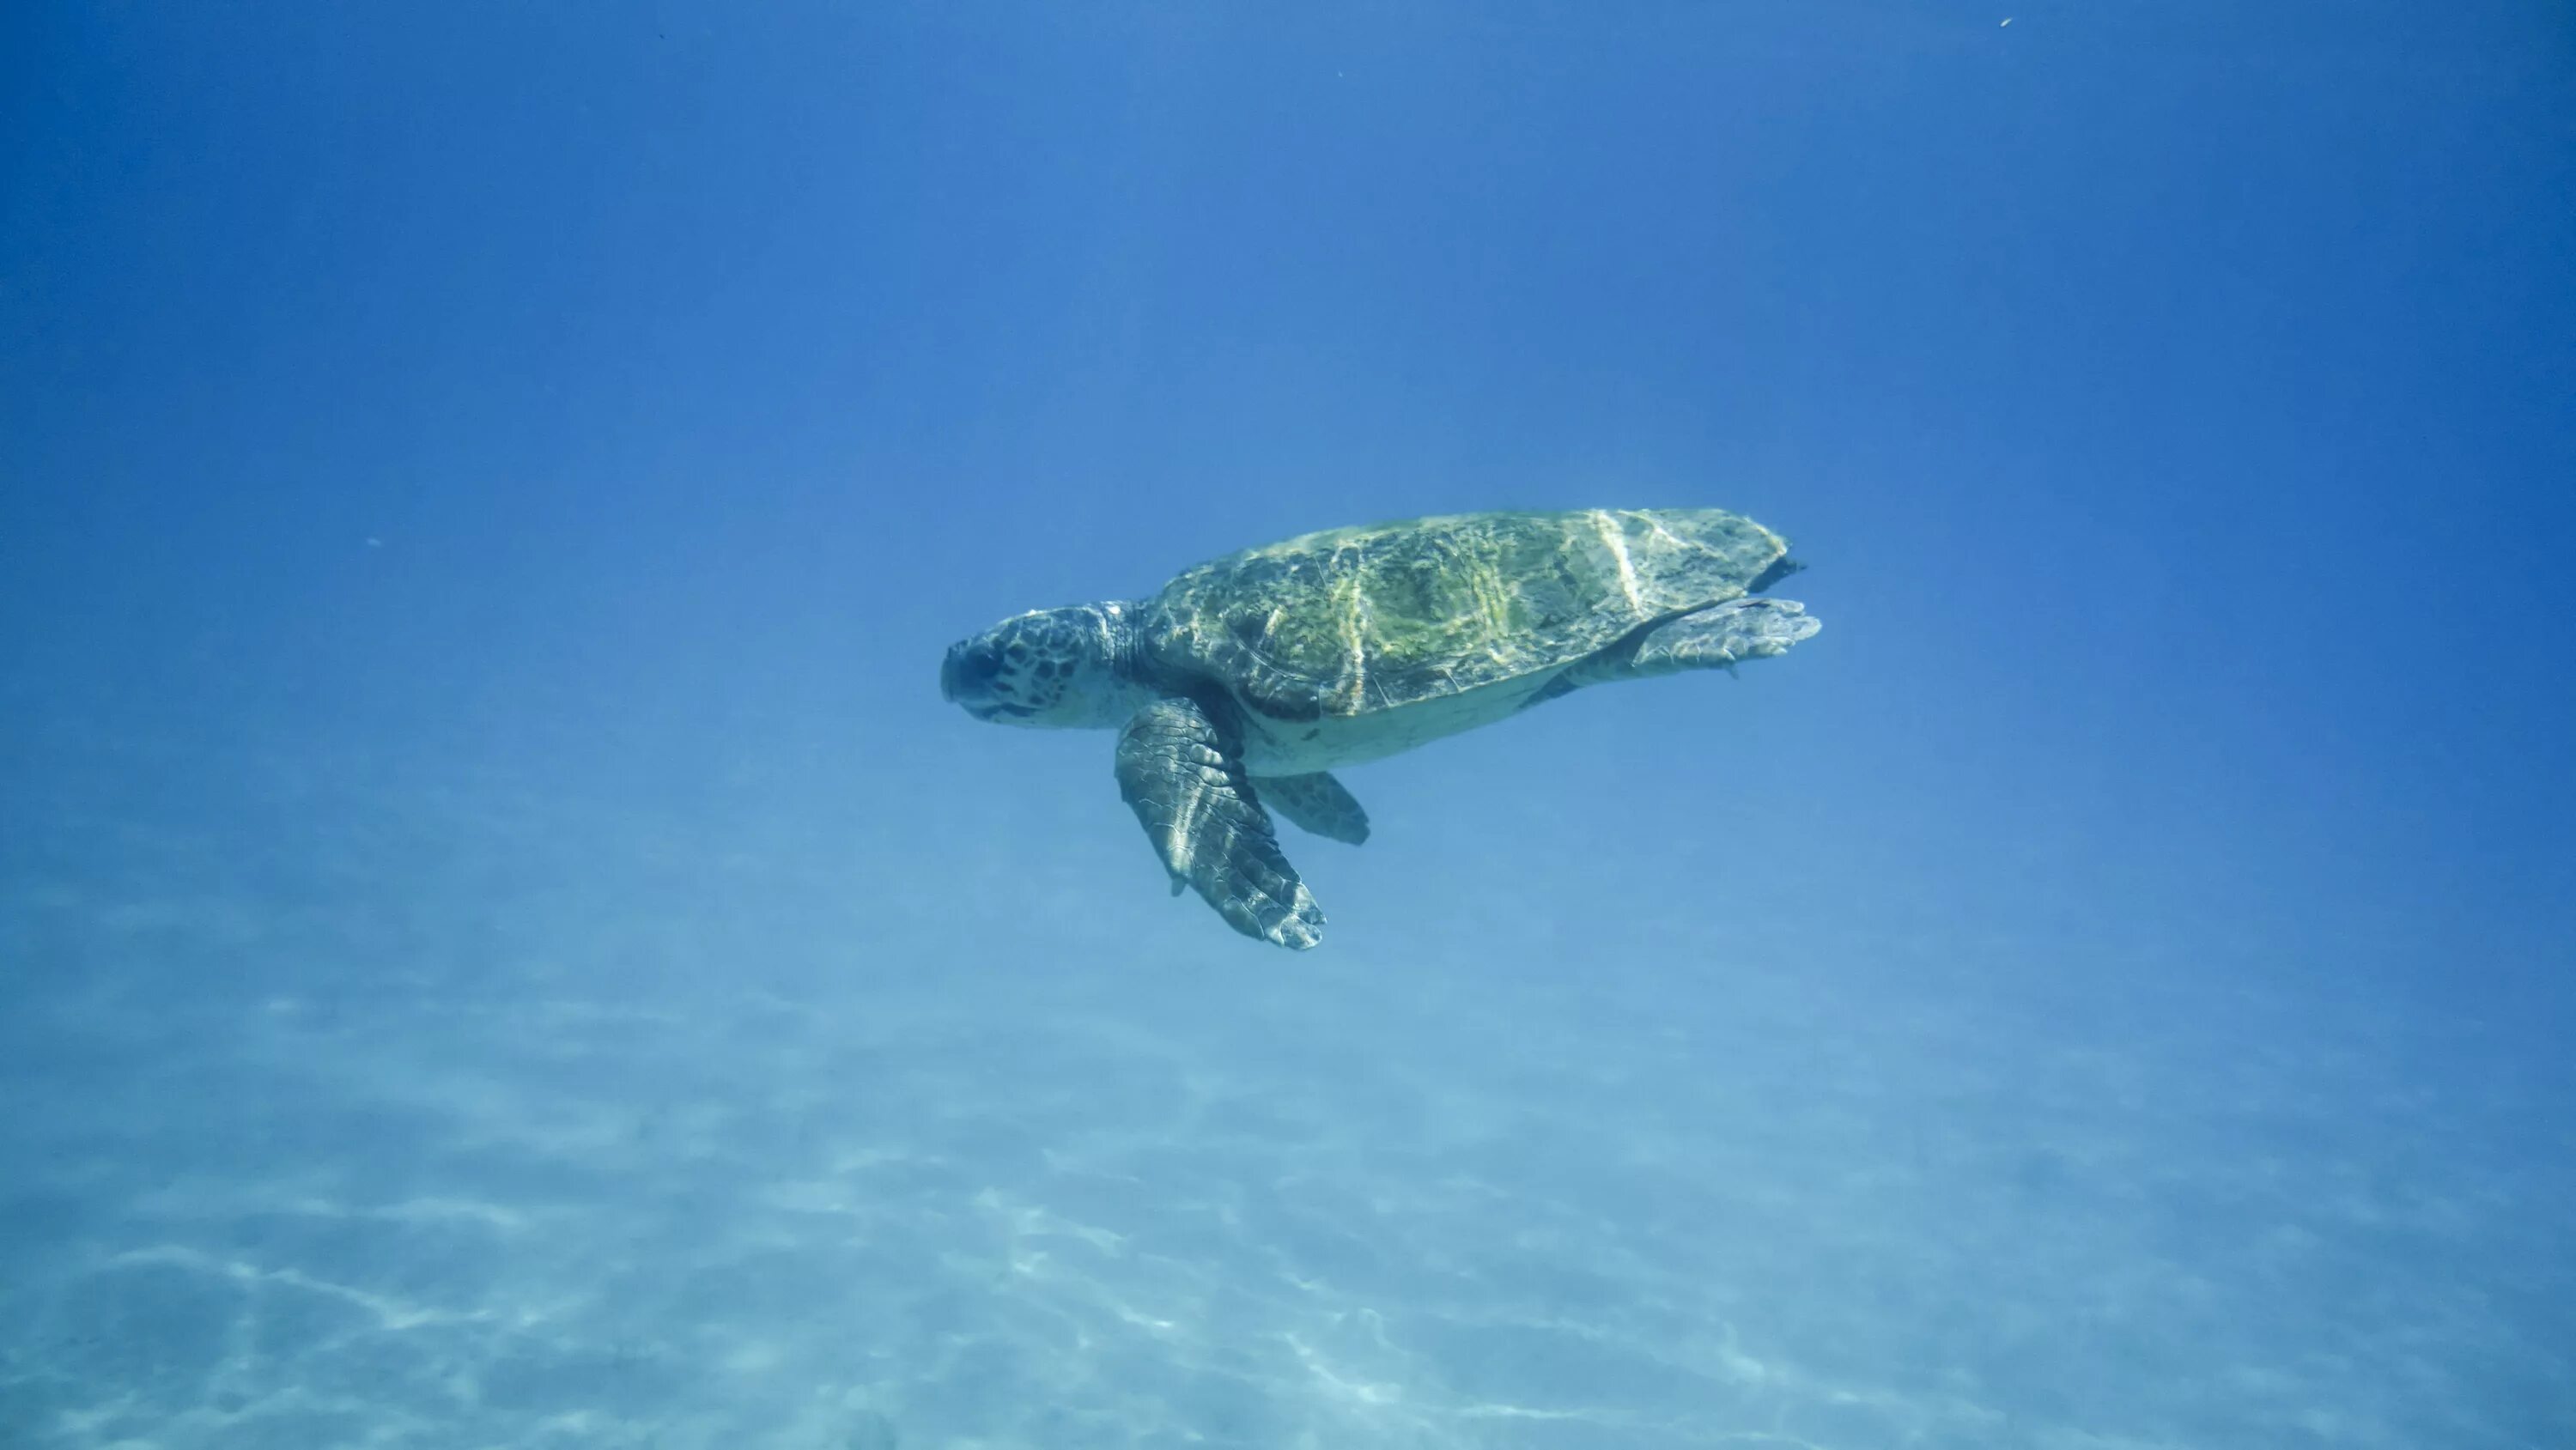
xmin=2 ymin=731 xmax=2567 ymax=1449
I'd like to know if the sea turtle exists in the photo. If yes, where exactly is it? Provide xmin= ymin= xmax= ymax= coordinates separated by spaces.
xmin=939 ymin=507 xmax=1820 ymax=949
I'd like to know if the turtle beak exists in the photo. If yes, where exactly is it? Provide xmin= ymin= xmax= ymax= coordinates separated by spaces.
xmin=940 ymin=638 xmax=1010 ymax=715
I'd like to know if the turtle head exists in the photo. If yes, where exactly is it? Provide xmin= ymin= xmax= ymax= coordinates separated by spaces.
xmin=940 ymin=603 xmax=1145 ymax=729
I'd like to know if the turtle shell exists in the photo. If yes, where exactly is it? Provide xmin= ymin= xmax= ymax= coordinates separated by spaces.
xmin=1141 ymin=507 xmax=1797 ymax=720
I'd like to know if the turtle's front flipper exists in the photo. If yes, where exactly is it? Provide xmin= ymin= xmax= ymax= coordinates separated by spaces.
xmin=1255 ymin=773 xmax=1370 ymax=846
xmin=1115 ymin=697 xmax=1325 ymax=949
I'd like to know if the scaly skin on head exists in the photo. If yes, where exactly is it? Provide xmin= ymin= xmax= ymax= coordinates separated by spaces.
xmin=939 ymin=602 xmax=1154 ymax=730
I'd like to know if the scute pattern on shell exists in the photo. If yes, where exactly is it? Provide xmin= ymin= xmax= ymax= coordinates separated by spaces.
xmin=1142 ymin=507 xmax=1794 ymax=719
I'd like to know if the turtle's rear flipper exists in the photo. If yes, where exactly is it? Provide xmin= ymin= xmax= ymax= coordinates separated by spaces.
xmin=1534 ymin=598 xmax=1821 ymax=704
xmin=1115 ymin=696 xmax=1326 ymax=950
xmin=1631 ymin=598 xmax=1820 ymax=676
xmin=1255 ymin=772 xmax=1370 ymax=846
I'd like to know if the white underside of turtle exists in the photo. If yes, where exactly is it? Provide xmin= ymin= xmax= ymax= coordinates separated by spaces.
xmin=1236 ymin=672 xmax=1550 ymax=775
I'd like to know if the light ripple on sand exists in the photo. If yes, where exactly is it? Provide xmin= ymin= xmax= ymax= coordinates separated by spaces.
xmin=6 ymin=751 xmax=2567 ymax=1450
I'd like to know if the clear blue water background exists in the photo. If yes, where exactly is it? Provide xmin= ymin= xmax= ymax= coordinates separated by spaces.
xmin=3 ymin=3 xmax=2571 ymax=1447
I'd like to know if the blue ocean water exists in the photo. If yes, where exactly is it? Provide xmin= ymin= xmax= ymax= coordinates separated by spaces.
xmin=3 ymin=3 xmax=2572 ymax=1446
